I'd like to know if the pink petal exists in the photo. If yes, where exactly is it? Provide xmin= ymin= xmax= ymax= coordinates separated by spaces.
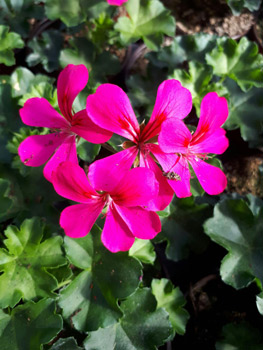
xmin=57 ymin=64 xmax=89 ymax=122
xmin=88 ymin=147 xmax=137 ymax=193
xmin=60 ymin=203 xmax=103 ymax=238
xmin=139 ymin=150 xmax=174 ymax=211
xmin=101 ymin=204 xmax=135 ymax=252
xmin=158 ymin=119 xmax=192 ymax=154
xmin=43 ymin=135 xmax=78 ymax=182
xmin=115 ymin=204 xmax=161 ymax=240
xmin=141 ymin=80 xmax=192 ymax=141
xmin=52 ymin=161 xmax=99 ymax=203
xmin=18 ymin=133 xmax=67 ymax=167
xmin=107 ymin=0 xmax=127 ymax=5
xmin=20 ymin=98 xmax=69 ymax=129
xmin=149 ymin=144 xmax=192 ymax=198
xmin=190 ymin=158 xmax=227 ymax=195
xmin=191 ymin=128 xmax=229 ymax=155
xmin=70 ymin=109 xmax=112 ymax=143
xmin=86 ymin=84 xmax=140 ymax=142
xmin=111 ymin=166 xmax=159 ymax=208
xmin=192 ymin=92 xmax=228 ymax=144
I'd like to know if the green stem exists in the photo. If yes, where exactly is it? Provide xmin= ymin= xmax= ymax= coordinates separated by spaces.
xmin=56 ymin=279 xmax=72 ymax=290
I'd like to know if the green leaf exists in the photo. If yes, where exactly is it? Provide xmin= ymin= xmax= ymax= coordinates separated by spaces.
xmin=0 ymin=217 xmax=66 ymax=308
xmin=0 ymin=25 xmax=24 ymax=66
xmin=216 ymin=322 xmax=263 ymax=350
xmin=0 ymin=298 xmax=63 ymax=350
xmin=77 ymin=139 xmax=101 ymax=163
xmin=223 ymin=78 xmax=263 ymax=148
xmin=26 ymin=30 xmax=64 ymax=72
xmin=226 ymin=0 xmax=262 ymax=15
xmin=206 ymin=37 xmax=263 ymax=91
xmin=115 ymin=0 xmax=175 ymax=50
xmin=151 ymin=278 xmax=189 ymax=335
xmin=50 ymin=337 xmax=83 ymax=350
xmin=129 ymin=238 xmax=156 ymax=265
xmin=59 ymin=225 xmax=142 ymax=332
xmin=84 ymin=287 xmax=173 ymax=350
xmin=256 ymin=291 xmax=263 ymax=316
xmin=204 ymin=196 xmax=263 ymax=289
xmin=155 ymin=197 xmax=211 ymax=262
xmin=0 ymin=178 xmax=22 ymax=223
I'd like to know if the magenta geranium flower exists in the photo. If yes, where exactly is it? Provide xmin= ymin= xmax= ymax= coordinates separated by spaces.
xmin=18 ymin=64 xmax=112 ymax=181
xmin=107 ymin=0 xmax=127 ymax=5
xmin=86 ymin=80 xmax=192 ymax=210
xmin=52 ymin=161 xmax=161 ymax=252
xmin=157 ymin=92 xmax=229 ymax=197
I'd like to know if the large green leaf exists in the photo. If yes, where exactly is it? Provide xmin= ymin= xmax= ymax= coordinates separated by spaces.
xmin=115 ymin=0 xmax=175 ymax=50
xmin=226 ymin=0 xmax=262 ymax=15
xmin=216 ymin=322 xmax=263 ymax=350
xmin=59 ymin=225 xmax=142 ymax=332
xmin=155 ymin=197 xmax=211 ymax=262
xmin=0 ymin=298 xmax=63 ymax=350
xmin=151 ymin=278 xmax=189 ymax=335
xmin=0 ymin=25 xmax=24 ymax=66
xmin=206 ymin=37 xmax=263 ymax=91
xmin=0 ymin=217 xmax=66 ymax=308
xmin=84 ymin=287 xmax=173 ymax=350
xmin=204 ymin=196 xmax=263 ymax=289
xmin=223 ymin=78 xmax=263 ymax=148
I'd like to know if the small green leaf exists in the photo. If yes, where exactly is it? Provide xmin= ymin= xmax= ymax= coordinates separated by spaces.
xmin=204 ymin=196 xmax=263 ymax=289
xmin=216 ymin=322 xmax=263 ymax=350
xmin=206 ymin=37 xmax=263 ymax=91
xmin=151 ymin=278 xmax=189 ymax=335
xmin=0 ymin=299 xmax=63 ymax=350
xmin=59 ymin=225 xmax=142 ymax=332
xmin=77 ymin=139 xmax=101 ymax=163
xmin=129 ymin=238 xmax=156 ymax=265
xmin=226 ymin=0 xmax=262 ymax=15
xmin=0 ymin=25 xmax=24 ymax=66
xmin=0 ymin=217 xmax=66 ymax=308
xmin=50 ymin=337 xmax=83 ymax=350
xmin=115 ymin=0 xmax=175 ymax=50
xmin=84 ymin=288 xmax=173 ymax=350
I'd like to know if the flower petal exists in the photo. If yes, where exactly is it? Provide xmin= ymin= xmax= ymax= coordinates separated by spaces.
xmin=43 ymin=135 xmax=78 ymax=182
xmin=190 ymin=158 xmax=227 ymax=195
xmin=158 ymin=118 xmax=192 ymax=154
xmin=57 ymin=64 xmax=89 ymax=122
xmin=102 ymin=204 xmax=135 ymax=252
xmin=20 ymin=98 xmax=69 ymax=129
xmin=141 ymin=79 xmax=192 ymax=141
xmin=111 ymin=166 xmax=159 ymax=208
xmin=88 ymin=147 xmax=137 ymax=193
xmin=86 ymin=84 xmax=140 ymax=142
xmin=71 ymin=109 xmax=112 ymax=143
xmin=192 ymin=92 xmax=228 ymax=145
xmin=60 ymin=203 xmax=103 ymax=238
xmin=18 ymin=133 xmax=67 ymax=167
xmin=115 ymin=204 xmax=161 ymax=240
xmin=191 ymin=128 xmax=229 ymax=154
xmin=139 ymin=150 xmax=173 ymax=211
xmin=52 ymin=161 xmax=99 ymax=203
xmin=107 ymin=0 xmax=127 ymax=5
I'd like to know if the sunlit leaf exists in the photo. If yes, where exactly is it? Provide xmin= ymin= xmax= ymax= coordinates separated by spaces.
xmin=129 ymin=238 xmax=156 ymax=265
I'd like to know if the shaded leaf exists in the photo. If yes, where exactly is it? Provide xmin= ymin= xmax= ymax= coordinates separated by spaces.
xmin=77 ymin=139 xmax=101 ymax=163
xmin=0 ymin=178 xmax=22 ymax=223
xmin=50 ymin=337 xmax=83 ymax=350
xmin=226 ymin=0 xmax=262 ymax=15
xmin=0 ymin=25 xmax=24 ymax=66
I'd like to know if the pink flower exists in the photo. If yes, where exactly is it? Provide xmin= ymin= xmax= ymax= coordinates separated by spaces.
xmin=52 ymin=161 xmax=161 ymax=252
xmin=18 ymin=64 xmax=112 ymax=181
xmin=107 ymin=0 xmax=127 ymax=5
xmin=86 ymin=80 xmax=192 ymax=211
xmin=157 ymin=92 xmax=229 ymax=197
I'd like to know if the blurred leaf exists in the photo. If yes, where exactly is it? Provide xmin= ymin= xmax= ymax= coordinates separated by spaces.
xmin=129 ymin=238 xmax=156 ymax=265
xmin=224 ymin=78 xmax=263 ymax=147
xmin=84 ymin=287 xmax=173 ymax=350
xmin=0 ymin=217 xmax=66 ymax=308
xmin=204 ymin=196 xmax=263 ymax=289
xmin=206 ymin=37 xmax=263 ymax=91
xmin=226 ymin=0 xmax=262 ymax=15
xmin=0 ymin=299 xmax=63 ymax=350
xmin=256 ymin=291 xmax=263 ymax=316
xmin=0 ymin=80 xmax=21 ymax=132
xmin=77 ymin=139 xmax=101 ymax=163
xmin=59 ymin=225 xmax=142 ymax=332
xmin=216 ymin=322 xmax=263 ymax=350
xmin=0 ymin=178 xmax=22 ymax=223
xmin=0 ymin=25 xmax=24 ymax=66
xmin=50 ymin=337 xmax=83 ymax=350
xmin=151 ymin=278 xmax=189 ymax=335
xmin=155 ymin=197 xmax=211 ymax=262
xmin=115 ymin=0 xmax=175 ymax=50
xmin=26 ymin=30 xmax=63 ymax=72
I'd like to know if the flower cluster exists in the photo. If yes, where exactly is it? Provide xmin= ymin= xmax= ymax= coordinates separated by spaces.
xmin=18 ymin=64 xmax=229 ymax=252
